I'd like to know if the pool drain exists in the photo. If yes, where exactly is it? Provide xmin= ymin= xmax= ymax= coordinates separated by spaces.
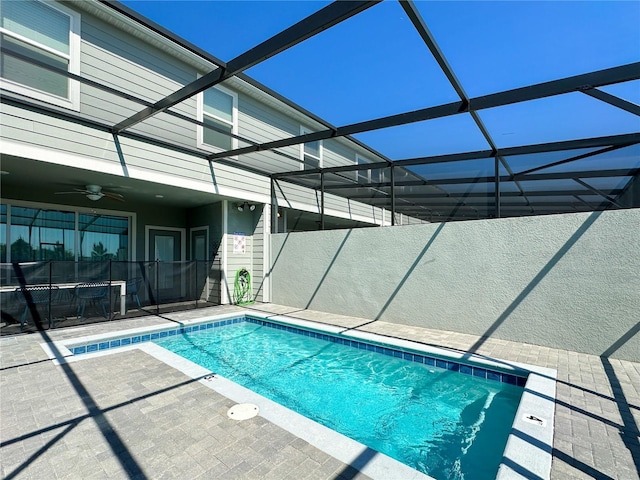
xmin=227 ymin=403 xmax=259 ymax=421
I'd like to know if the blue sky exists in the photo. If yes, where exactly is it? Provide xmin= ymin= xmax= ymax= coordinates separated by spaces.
xmin=120 ymin=0 xmax=640 ymax=160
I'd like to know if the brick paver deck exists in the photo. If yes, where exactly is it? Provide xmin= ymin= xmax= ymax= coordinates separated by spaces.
xmin=1 ymin=304 xmax=638 ymax=479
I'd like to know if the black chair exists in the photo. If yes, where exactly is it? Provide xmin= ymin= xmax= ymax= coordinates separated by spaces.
xmin=126 ymin=277 xmax=143 ymax=309
xmin=75 ymin=282 xmax=109 ymax=319
xmin=14 ymin=286 xmax=60 ymax=330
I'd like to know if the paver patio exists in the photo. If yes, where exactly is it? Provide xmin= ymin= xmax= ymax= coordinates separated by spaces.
xmin=1 ymin=304 xmax=638 ymax=479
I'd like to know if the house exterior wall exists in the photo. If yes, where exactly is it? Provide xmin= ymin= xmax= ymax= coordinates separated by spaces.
xmin=270 ymin=208 xmax=640 ymax=362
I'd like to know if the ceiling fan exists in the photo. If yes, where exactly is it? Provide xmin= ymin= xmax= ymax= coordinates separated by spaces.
xmin=55 ymin=184 xmax=125 ymax=202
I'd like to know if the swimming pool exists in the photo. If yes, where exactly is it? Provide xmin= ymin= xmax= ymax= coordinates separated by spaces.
xmin=45 ymin=311 xmax=557 ymax=480
xmin=154 ymin=318 xmax=523 ymax=479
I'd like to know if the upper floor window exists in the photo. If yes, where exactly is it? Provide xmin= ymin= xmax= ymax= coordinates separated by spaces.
xmin=0 ymin=0 xmax=80 ymax=109
xmin=198 ymin=85 xmax=237 ymax=152
xmin=356 ymin=154 xmax=371 ymax=184
xmin=300 ymin=127 xmax=322 ymax=170
xmin=356 ymin=154 xmax=385 ymax=184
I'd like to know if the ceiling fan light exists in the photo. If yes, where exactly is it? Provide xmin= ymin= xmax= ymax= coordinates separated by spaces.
xmin=249 ymin=204 xmax=256 ymax=211
xmin=86 ymin=194 xmax=102 ymax=201
xmin=237 ymin=204 xmax=244 ymax=212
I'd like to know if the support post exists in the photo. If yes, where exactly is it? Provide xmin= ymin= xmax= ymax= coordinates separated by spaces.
xmin=390 ymin=165 xmax=396 ymax=226
xmin=271 ymin=177 xmax=278 ymax=234
xmin=320 ymin=171 xmax=325 ymax=230
xmin=495 ymin=156 xmax=501 ymax=218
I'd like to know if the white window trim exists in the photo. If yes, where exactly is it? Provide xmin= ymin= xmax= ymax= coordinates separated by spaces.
xmin=197 ymin=83 xmax=238 ymax=154
xmin=299 ymin=126 xmax=323 ymax=170
xmin=0 ymin=0 xmax=81 ymax=110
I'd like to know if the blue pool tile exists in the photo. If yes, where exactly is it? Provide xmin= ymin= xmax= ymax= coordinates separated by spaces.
xmin=99 ymin=342 xmax=110 ymax=350
xmin=383 ymin=348 xmax=393 ymax=356
xmin=403 ymin=352 xmax=413 ymax=361
xmin=199 ymin=324 xmax=207 ymax=331
xmin=487 ymin=371 xmax=501 ymax=382
xmin=131 ymin=336 xmax=141 ymax=344
xmin=393 ymin=350 xmax=402 ymax=358
xmin=503 ymin=374 xmax=517 ymax=385
xmin=359 ymin=343 xmax=367 ymax=350
xmin=142 ymin=334 xmax=151 ymax=342
xmin=424 ymin=357 xmax=435 ymax=366
xmin=87 ymin=344 xmax=98 ymax=353
xmin=436 ymin=359 xmax=448 ymax=369
xmin=206 ymin=323 xmax=213 ymax=329
xmin=73 ymin=346 xmax=86 ymax=355
xmin=516 ymin=376 xmax=527 ymax=387
xmin=121 ymin=338 xmax=131 ymax=346
xmin=159 ymin=331 xmax=168 ymax=338
xmin=366 ymin=344 xmax=375 ymax=351
xmin=413 ymin=355 xmax=424 ymax=364
xmin=110 ymin=339 xmax=121 ymax=348
xmin=459 ymin=364 xmax=472 ymax=375
xmin=167 ymin=330 xmax=175 ymax=336
xmin=446 ymin=362 xmax=460 ymax=372
xmin=473 ymin=367 xmax=487 ymax=379
xmin=213 ymin=322 xmax=220 ymax=328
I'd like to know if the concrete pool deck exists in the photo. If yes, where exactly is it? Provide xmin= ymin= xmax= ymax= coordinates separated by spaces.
xmin=1 ymin=304 xmax=638 ymax=479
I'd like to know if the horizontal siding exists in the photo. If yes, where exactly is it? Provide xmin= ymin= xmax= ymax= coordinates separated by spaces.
xmin=81 ymin=16 xmax=195 ymax=86
xmin=1 ymin=103 xmax=272 ymax=199
xmin=80 ymin=14 xmax=200 ymax=147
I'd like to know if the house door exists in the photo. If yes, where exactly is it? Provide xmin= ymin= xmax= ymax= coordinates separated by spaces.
xmin=190 ymin=227 xmax=209 ymax=301
xmin=148 ymin=228 xmax=184 ymax=303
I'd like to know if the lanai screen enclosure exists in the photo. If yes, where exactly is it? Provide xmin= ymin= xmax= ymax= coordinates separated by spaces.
xmin=3 ymin=0 xmax=638 ymax=226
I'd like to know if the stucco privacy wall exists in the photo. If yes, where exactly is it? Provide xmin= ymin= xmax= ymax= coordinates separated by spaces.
xmin=270 ymin=208 xmax=640 ymax=362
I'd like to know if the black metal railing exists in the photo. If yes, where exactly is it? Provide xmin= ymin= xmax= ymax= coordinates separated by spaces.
xmin=0 ymin=260 xmax=220 ymax=335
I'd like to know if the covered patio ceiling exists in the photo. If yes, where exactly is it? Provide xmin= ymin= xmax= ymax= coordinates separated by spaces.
xmin=3 ymin=0 xmax=638 ymax=224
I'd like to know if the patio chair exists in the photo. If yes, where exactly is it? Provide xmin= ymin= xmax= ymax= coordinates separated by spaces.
xmin=75 ymin=282 xmax=109 ymax=319
xmin=126 ymin=277 xmax=143 ymax=309
xmin=14 ymin=286 xmax=60 ymax=331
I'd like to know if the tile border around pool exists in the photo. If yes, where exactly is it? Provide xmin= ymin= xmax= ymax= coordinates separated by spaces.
xmin=244 ymin=317 xmax=528 ymax=386
xmin=58 ymin=314 xmax=526 ymax=386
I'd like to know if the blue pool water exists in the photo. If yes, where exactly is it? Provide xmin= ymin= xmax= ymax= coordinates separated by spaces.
xmin=154 ymin=320 xmax=523 ymax=480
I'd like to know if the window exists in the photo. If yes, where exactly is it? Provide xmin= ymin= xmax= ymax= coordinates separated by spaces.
xmin=78 ymin=213 xmax=129 ymax=261
xmin=356 ymin=154 xmax=371 ymax=184
xmin=198 ymin=85 xmax=237 ymax=152
xmin=0 ymin=204 xmax=130 ymax=262
xmin=300 ymin=127 xmax=322 ymax=170
xmin=356 ymin=154 xmax=385 ymax=184
xmin=0 ymin=0 xmax=80 ymax=109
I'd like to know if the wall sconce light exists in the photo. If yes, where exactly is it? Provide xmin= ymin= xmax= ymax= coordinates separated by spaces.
xmin=237 ymin=202 xmax=256 ymax=212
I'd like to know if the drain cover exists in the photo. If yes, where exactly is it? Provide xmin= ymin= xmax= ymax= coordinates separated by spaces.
xmin=227 ymin=403 xmax=259 ymax=420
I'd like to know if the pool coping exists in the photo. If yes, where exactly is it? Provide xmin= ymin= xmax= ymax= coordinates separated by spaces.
xmin=40 ymin=311 xmax=556 ymax=480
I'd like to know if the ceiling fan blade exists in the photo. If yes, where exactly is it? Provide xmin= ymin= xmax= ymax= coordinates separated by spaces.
xmin=54 ymin=191 xmax=86 ymax=195
xmin=103 ymin=191 xmax=125 ymax=202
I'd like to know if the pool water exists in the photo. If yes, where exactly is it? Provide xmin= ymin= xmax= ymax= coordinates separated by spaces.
xmin=154 ymin=321 xmax=523 ymax=480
